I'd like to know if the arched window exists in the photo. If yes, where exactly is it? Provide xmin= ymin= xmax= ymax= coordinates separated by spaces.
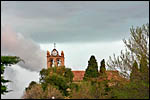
xmin=50 ymin=59 xmax=55 ymax=67
xmin=57 ymin=59 xmax=61 ymax=66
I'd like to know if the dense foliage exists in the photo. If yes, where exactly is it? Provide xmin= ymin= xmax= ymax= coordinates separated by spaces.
xmin=84 ymin=55 xmax=99 ymax=80
xmin=23 ymin=66 xmax=75 ymax=98
xmin=107 ymin=23 xmax=149 ymax=99
xmin=130 ymin=60 xmax=139 ymax=82
xmin=23 ymin=84 xmax=64 ymax=99
xmin=70 ymin=80 xmax=111 ymax=99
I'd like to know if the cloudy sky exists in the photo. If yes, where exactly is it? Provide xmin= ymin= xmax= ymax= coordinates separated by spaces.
xmin=1 ymin=1 xmax=149 ymax=99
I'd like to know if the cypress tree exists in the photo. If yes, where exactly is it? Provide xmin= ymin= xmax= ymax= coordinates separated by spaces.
xmin=84 ymin=55 xmax=99 ymax=80
xmin=99 ymin=59 xmax=107 ymax=80
xmin=100 ymin=59 xmax=106 ymax=74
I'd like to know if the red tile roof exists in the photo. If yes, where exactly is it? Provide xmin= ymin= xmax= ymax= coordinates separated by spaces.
xmin=72 ymin=71 xmax=85 ymax=81
xmin=72 ymin=70 xmax=122 ymax=82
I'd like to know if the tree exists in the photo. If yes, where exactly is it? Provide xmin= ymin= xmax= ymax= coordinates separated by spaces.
xmin=100 ymin=59 xmax=106 ymax=74
xmin=107 ymin=49 xmax=133 ymax=79
xmin=39 ymin=68 xmax=51 ymax=84
xmin=44 ymin=84 xmax=64 ymax=99
xmin=140 ymin=54 xmax=148 ymax=73
xmin=110 ymin=77 xmax=149 ymax=99
xmin=110 ymin=56 xmax=149 ymax=99
xmin=70 ymin=82 xmax=93 ymax=99
xmin=64 ymin=68 xmax=74 ymax=82
xmin=99 ymin=59 xmax=107 ymax=80
xmin=22 ymin=84 xmax=64 ymax=99
xmin=107 ymin=23 xmax=149 ymax=79
xmin=25 ymin=81 xmax=37 ymax=91
xmin=139 ymin=54 xmax=149 ymax=84
xmin=39 ymin=68 xmax=69 ymax=96
xmin=40 ymin=66 xmax=74 ymax=83
xmin=70 ymin=81 xmax=111 ymax=99
xmin=27 ymin=67 xmax=75 ymax=98
xmin=1 ymin=56 xmax=22 ymax=95
xmin=107 ymin=23 xmax=149 ymax=99
xmin=88 ymin=80 xmax=111 ymax=99
xmin=22 ymin=84 xmax=44 ymax=99
xmin=130 ymin=60 xmax=139 ymax=82
xmin=124 ymin=24 xmax=149 ymax=67
xmin=84 ymin=55 xmax=99 ymax=80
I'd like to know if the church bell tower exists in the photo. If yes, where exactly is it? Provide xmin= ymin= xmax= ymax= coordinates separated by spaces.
xmin=47 ymin=43 xmax=65 ymax=68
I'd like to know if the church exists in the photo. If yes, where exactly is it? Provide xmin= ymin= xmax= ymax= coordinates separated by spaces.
xmin=47 ymin=43 xmax=122 ymax=82
xmin=47 ymin=43 xmax=85 ymax=81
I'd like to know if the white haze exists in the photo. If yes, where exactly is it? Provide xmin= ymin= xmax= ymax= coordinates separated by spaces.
xmin=1 ymin=65 xmax=40 ymax=99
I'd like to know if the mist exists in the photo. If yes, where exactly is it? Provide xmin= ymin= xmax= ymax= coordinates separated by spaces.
xmin=1 ymin=25 xmax=46 ymax=71
xmin=1 ymin=65 xmax=40 ymax=99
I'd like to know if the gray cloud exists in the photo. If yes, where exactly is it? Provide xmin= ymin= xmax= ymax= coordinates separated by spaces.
xmin=1 ymin=1 xmax=149 ymax=43
xmin=1 ymin=25 xmax=46 ymax=71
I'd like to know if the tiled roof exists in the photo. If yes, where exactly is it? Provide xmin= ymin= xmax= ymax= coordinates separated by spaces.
xmin=72 ymin=70 xmax=122 ymax=82
xmin=72 ymin=71 xmax=85 ymax=81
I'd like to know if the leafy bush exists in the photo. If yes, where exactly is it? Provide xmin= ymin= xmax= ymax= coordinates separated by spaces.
xmin=39 ymin=67 xmax=74 ymax=96
xmin=70 ymin=81 xmax=111 ymax=99
xmin=22 ymin=84 xmax=64 ymax=99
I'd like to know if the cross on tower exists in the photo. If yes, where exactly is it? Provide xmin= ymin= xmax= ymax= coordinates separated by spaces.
xmin=54 ymin=43 xmax=56 ymax=49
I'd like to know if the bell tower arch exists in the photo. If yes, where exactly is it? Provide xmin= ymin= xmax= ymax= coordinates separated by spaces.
xmin=47 ymin=43 xmax=65 ymax=68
